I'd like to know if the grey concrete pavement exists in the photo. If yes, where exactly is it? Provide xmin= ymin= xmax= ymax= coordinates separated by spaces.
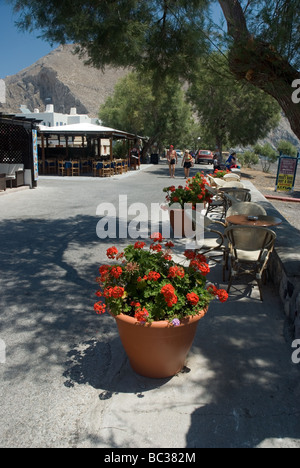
xmin=0 ymin=163 xmax=300 ymax=448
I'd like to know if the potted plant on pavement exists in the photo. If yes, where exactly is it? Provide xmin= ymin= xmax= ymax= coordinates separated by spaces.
xmin=163 ymin=172 xmax=212 ymax=237
xmin=94 ymin=233 xmax=228 ymax=378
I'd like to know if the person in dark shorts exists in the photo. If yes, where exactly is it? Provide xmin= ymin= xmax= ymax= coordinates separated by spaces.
xmin=182 ymin=150 xmax=193 ymax=178
xmin=167 ymin=145 xmax=178 ymax=178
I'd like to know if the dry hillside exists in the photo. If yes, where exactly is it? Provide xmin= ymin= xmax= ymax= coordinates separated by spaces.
xmin=0 ymin=44 xmax=130 ymax=117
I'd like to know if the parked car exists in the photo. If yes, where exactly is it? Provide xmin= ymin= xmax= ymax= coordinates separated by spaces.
xmin=175 ymin=149 xmax=183 ymax=158
xmin=196 ymin=150 xmax=214 ymax=165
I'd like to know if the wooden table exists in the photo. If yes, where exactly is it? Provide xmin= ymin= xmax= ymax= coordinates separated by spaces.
xmin=226 ymin=214 xmax=283 ymax=227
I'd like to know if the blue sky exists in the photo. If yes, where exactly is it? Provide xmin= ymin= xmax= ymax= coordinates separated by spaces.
xmin=0 ymin=2 xmax=58 ymax=78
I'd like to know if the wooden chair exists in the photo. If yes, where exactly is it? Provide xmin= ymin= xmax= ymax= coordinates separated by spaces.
xmin=114 ymin=159 xmax=123 ymax=175
xmin=92 ymin=161 xmax=103 ymax=177
xmin=122 ymin=160 xmax=128 ymax=172
xmin=71 ymin=160 xmax=80 ymax=176
xmin=92 ymin=161 xmax=111 ymax=177
xmin=101 ymin=162 xmax=113 ymax=177
xmin=80 ymin=159 xmax=90 ymax=174
xmin=46 ymin=159 xmax=57 ymax=174
xmin=225 ymin=225 xmax=276 ymax=301
xmin=58 ymin=160 xmax=68 ymax=176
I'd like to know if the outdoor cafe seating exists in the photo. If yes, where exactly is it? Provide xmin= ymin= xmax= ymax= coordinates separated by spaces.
xmin=225 ymin=225 xmax=277 ymax=301
xmin=190 ymin=170 xmax=281 ymax=297
xmin=92 ymin=161 xmax=113 ymax=177
xmin=41 ymin=158 xmax=129 ymax=177
xmin=45 ymin=159 xmax=57 ymax=174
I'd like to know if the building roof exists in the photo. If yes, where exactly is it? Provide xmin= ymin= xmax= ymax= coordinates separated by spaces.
xmin=0 ymin=112 xmax=42 ymax=127
xmin=38 ymin=122 xmax=141 ymax=140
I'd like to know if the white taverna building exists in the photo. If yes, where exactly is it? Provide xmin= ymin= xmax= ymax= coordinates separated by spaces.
xmin=17 ymin=104 xmax=99 ymax=127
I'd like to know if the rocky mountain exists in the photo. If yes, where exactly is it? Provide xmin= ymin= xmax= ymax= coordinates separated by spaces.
xmin=0 ymin=44 xmax=130 ymax=118
xmin=1 ymin=44 xmax=299 ymax=149
xmin=261 ymin=113 xmax=300 ymax=149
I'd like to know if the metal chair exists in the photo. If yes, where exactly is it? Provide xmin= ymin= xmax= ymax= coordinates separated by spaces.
xmin=185 ymin=209 xmax=228 ymax=281
xmin=226 ymin=202 xmax=267 ymax=218
xmin=223 ymin=173 xmax=241 ymax=182
xmin=220 ymin=188 xmax=251 ymax=215
xmin=225 ymin=225 xmax=276 ymax=301
xmin=205 ymin=185 xmax=227 ymax=218
xmin=222 ymin=181 xmax=245 ymax=188
xmin=213 ymin=178 xmax=227 ymax=188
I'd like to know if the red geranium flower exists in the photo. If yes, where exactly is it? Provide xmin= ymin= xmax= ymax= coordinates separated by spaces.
xmin=110 ymin=266 xmax=123 ymax=279
xmin=94 ymin=302 xmax=106 ymax=315
xmin=216 ymin=289 xmax=229 ymax=303
xmin=165 ymin=241 xmax=174 ymax=248
xmin=150 ymin=232 xmax=163 ymax=242
xmin=111 ymin=286 xmax=125 ymax=299
xmin=106 ymin=247 xmax=118 ymax=259
xmin=135 ymin=307 xmax=149 ymax=323
xmin=147 ymin=271 xmax=161 ymax=281
xmin=168 ymin=266 xmax=185 ymax=278
xmin=134 ymin=241 xmax=146 ymax=249
xmin=150 ymin=243 xmax=162 ymax=252
xmin=186 ymin=292 xmax=199 ymax=305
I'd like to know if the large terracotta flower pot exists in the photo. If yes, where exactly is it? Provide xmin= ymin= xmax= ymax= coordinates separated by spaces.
xmin=112 ymin=309 xmax=207 ymax=378
xmin=169 ymin=208 xmax=184 ymax=237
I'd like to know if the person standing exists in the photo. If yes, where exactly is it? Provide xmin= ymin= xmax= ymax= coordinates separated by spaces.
xmin=167 ymin=145 xmax=178 ymax=178
xmin=182 ymin=150 xmax=193 ymax=178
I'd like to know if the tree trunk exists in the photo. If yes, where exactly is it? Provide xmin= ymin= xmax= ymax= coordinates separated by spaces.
xmin=218 ymin=0 xmax=300 ymax=140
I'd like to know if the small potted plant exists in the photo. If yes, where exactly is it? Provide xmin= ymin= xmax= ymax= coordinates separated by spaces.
xmin=94 ymin=233 xmax=228 ymax=378
xmin=163 ymin=172 xmax=212 ymax=237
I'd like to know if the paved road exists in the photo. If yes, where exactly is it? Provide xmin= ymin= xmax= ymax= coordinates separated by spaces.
xmin=0 ymin=164 xmax=300 ymax=448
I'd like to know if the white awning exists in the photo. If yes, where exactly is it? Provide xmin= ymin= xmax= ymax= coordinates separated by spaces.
xmin=38 ymin=122 xmax=141 ymax=140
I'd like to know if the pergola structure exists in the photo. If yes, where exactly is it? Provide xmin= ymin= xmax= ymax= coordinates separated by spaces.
xmin=0 ymin=112 xmax=42 ymax=187
xmin=38 ymin=122 xmax=142 ymax=173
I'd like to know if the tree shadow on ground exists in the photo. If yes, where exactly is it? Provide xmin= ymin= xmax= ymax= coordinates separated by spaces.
xmin=184 ymin=289 xmax=300 ymax=448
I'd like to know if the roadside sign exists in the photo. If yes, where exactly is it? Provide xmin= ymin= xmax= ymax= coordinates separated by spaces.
xmin=275 ymin=155 xmax=298 ymax=192
xmin=32 ymin=130 xmax=39 ymax=181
